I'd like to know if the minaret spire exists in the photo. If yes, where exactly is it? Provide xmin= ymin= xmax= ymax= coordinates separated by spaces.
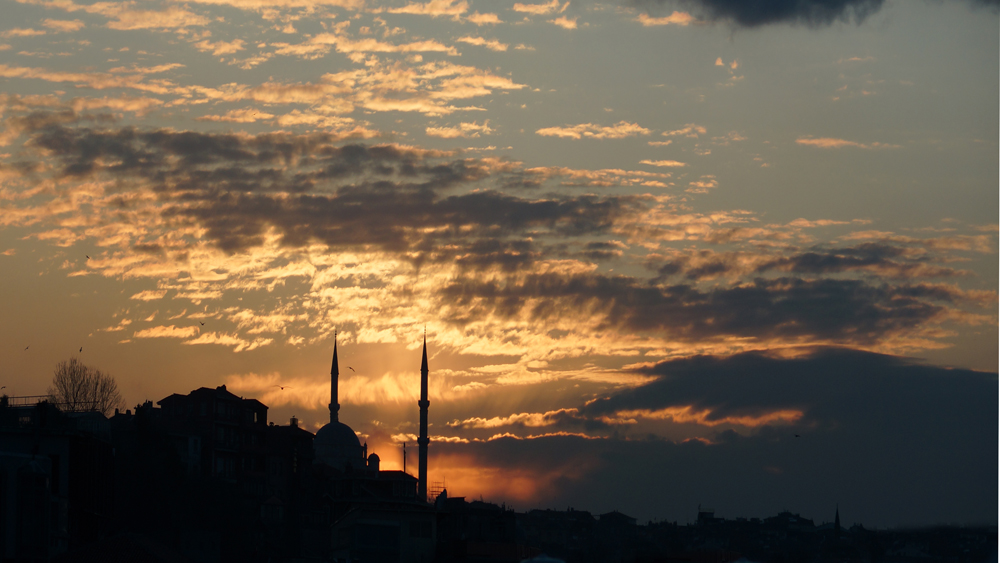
xmin=330 ymin=331 xmax=340 ymax=423
xmin=417 ymin=331 xmax=430 ymax=501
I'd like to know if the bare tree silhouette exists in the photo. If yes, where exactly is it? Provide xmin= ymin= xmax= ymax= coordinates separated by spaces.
xmin=48 ymin=358 xmax=124 ymax=417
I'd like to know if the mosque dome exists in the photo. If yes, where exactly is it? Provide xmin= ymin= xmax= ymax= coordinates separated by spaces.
xmin=313 ymin=337 xmax=366 ymax=471
xmin=314 ymin=420 xmax=364 ymax=470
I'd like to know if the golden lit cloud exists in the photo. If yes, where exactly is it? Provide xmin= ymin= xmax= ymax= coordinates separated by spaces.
xmin=640 ymin=159 xmax=686 ymax=167
xmin=465 ymin=12 xmax=501 ymax=25
xmin=133 ymin=325 xmax=200 ymax=339
xmin=192 ymin=38 xmax=246 ymax=56
xmin=535 ymin=121 xmax=651 ymax=140
xmin=607 ymin=406 xmax=803 ymax=428
xmin=131 ymin=289 xmax=168 ymax=301
xmin=448 ymin=408 xmax=579 ymax=429
xmin=662 ymin=124 xmax=707 ymax=138
xmin=512 ymin=0 xmax=566 ymax=15
xmin=386 ymin=0 xmax=468 ymax=18
xmin=184 ymin=332 xmax=273 ymax=352
xmin=549 ymin=16 xmax=578 ymax=29
xmin=456 ymin=36 xmax=508 ymax=51
xmin=636 ymin=12 xmax=694 ymax=26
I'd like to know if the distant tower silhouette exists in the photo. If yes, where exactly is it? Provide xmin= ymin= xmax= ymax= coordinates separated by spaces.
xmin=329 ymin=333 xmax=340 ymax=423
xmin=834 ymin=504 xmax=841 ymax=540
xmin=418 ymin=333 xmax=430 ymax=500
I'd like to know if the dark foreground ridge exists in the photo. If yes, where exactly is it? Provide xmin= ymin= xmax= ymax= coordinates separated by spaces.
xmin=0 ymin=391 xmax=995 ymax=563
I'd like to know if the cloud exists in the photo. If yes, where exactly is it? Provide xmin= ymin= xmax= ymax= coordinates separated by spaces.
xmin=133 ymin=325 xmax=200 ymax=339
xmin=0 ymin=55 xmax=524 ymax=117
xmin=131 ymin=289 xmax=168 ymax=301
xmin=449 ymin=408 xmax=582 ymax=429
xmin=1 ymin=28 xmax=47 ymax=38
xmin=4 ymin=114 xmax=991 ymax=360
xmin=465 ymin=12 xmax=502 ymax=25
xmin=549 ymin=16 xmax=579 ymax=29
xmin=513 ymin=0 xmax=567 ymax=15
xmin=456 ymin=36 xmax=508 ymax=51
xmin=648 ymin=242 xmax=977 ymax=282
xmin=429 ymin=349 xmax=996 ymax=526
xmin=184 ymin=331 xmax=272 ymax=351
xmin=196 ymin=108 xmax=276 ymax=123
xmin=535 ymin=121 xmax=651 ymax=140
xmin=635 ymin=11 xmax=694 ymax=25
xmin=796 ymin=136 xmax=900 ymax=149
xmin=41 ymin=19 xmax=85 ymax=32
xmin=662 ymin=123 xmax=706 ymax=137
xmin=386 ymin=0 xmax=468 ymax=18
xmin=192 ymin=38 xmax=246 ymax=56
xmin=631 ymin=0 xmax=887 ymax=28
xmin=12 ymin=119 xmax=642 ymax=265
xmin=426 ymin=120 xmax=494 ymax=138
xmin=435 ymin=273 xmax=972 ymax=349
xmin=640 ymin=159 xmax=686 ymax=167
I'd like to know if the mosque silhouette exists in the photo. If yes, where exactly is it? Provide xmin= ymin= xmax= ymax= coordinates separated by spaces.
xmin=0 ymin=339 xmax=994 ymax=562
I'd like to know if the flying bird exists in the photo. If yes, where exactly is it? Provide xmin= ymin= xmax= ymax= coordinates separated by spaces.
xmin=24 ymin=346 xmax=29 ymax=351
xmin=794 ymin=434 xmax=801 ymax=438
xmin=79 ymin=347 xmax=83 ymax=353
xmin=199 ymin=321 xmax=205 ymax=326
xmin=86 ymin=255 xmax=90 ymax=259
xmin=273 ymin=385 xmax=293 ymax=390
xmin=348 ymin=366 xmax=355 ymax=372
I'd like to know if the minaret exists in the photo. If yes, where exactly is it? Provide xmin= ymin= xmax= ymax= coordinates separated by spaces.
xmin=329 ymin=334 xmax=340 ymax=423
xmin=417 ymin=333 xmax=430 ymax=500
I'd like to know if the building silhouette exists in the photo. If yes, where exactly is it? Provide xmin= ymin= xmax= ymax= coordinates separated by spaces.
xmin=0 ymin=341 xmax=996 ymax=563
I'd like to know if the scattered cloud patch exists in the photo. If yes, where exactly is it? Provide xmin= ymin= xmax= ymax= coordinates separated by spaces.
xmin=513 ymin=0 xmax=567 ymax=15
xmin=635 ymin=11 xmax=694 ymax=25
xmin=456 ymin=36 xmax=508 ymax=51
xmin=536 ymin=121 xmax=651 ymax=140
xmin=549 ymin=16 xmax=578 ymax=28
xmin=796 ymin=137 xmax=900 ymax=149
xmin=640 ymin=159 xmax=687 ymax=167
xmin=426 ymin=120 xmax=494 ymax=138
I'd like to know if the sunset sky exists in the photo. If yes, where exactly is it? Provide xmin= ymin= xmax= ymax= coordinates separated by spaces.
xmin=1 ymin=0 xmax=997 ymax=527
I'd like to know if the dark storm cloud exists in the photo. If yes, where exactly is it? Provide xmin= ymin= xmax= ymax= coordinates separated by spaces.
xmin=629 ymin=0 xmax=997 ymax=27
xmin=582 ymin=347 xmax=994 ymax=422
xmin=632 ymin=0 xmax=886 ymax=27
xmin=178 ymin=189 xmax=639 ymax=255
xmin=651 ymin=243 xmax=967 ymax=282
xmin=435 ymin=349 xmax=997 ymax=526
xmin=17 ymin=118 xmax=643 ymax=265
xmin=437 ymin=273 xmax=949 ymax=344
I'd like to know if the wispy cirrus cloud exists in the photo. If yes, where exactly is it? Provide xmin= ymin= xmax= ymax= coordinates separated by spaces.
xmin=456 ymin=36 xmax=508 ymax=51
xmin=796 ymin=136 xmax=901 ymax=149
xmin=133 ymin=325 xmax=200 ymax=339
xmin=640 ymin=159 xmax=686 ymax=167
